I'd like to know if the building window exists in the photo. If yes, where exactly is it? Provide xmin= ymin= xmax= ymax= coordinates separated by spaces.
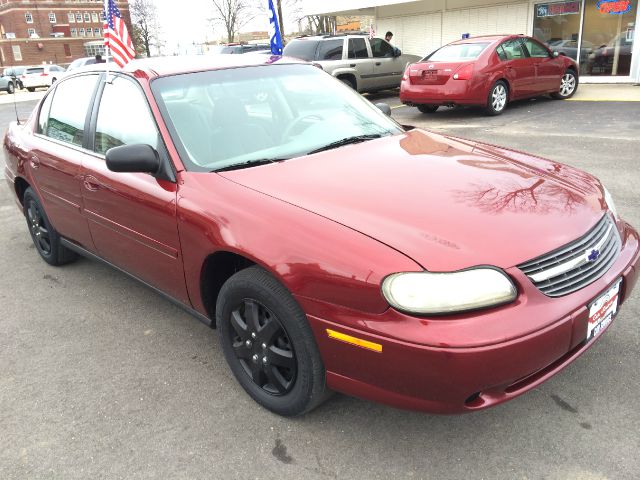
xmin=79 ymin=28 xmax=85 ymax=36
xmin=68 ymin=12 xmax=75 ymax=22
xmin=27 ymin=28 xmax=36 ymax=37
xmin=84 ymin=13 xmax=91 ymax=22
xmin=76 ymin=13 xmax=83 ymax=22
xmin=92 ymin=12 xmax=99 ymax=22
xmin=100 ymin=11 xmax=106 ymax=21
xmin=49 ymin=13 xmax=56 ymax=23
xmin=86 ymin=28 xmax=93 ymax=37
xmin=25 ymin=12 xmax=33 ymax=23
xmin=71 ymin=28 xmax=77 ymax=37
xmin=12 ymin=45 xmax=22 ymax=61
xmin=94 ymin=27 xmax=101 ymax=36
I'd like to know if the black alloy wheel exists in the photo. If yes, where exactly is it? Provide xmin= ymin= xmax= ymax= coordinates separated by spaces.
xmin=217 ymin=266 xmax=330 ymax=416
xmin=23 ymin=187 xmax=76 ymax=266
xmin=228 ymin=299 xmax=297 ymax=395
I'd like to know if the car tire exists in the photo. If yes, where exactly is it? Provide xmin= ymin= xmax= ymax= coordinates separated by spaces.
xmin=216 ymin=265 xmax=330 ymax=416
xmin=551 ymin=69 xmax=578 ymax=99
xmin=18 ymin=81 xmax=24 ymax=90
xmin=339 ymin=76 xmax=356 ymax=90
xmin=23 ymin=188 xmax=77 ymax=266
xmin=486 ymin=80 xmax=508 ymax=116
xmin=27 ymin=87 xmax=35 ymax=92
xmin=6 ymin=82 xmax=14 ymax=94
xmin=417 ymin=104 xmax=438 ymax=114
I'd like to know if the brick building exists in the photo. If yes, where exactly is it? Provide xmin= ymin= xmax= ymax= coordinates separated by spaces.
xmin=0 ymin=0 xmax=132 ymax=68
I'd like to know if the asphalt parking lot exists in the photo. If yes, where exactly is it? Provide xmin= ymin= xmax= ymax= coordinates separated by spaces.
xmin=1 ymin=90 xmax=639 ymax=480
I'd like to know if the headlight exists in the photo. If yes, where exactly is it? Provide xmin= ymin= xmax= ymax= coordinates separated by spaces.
xmin=603 ymin=186 xmax=619 ymax=219
xmin=381 ymin=268 xmax=517 ymax=315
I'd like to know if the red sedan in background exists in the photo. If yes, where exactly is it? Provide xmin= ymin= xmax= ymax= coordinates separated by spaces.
xmin=4 ymin=56 xmax=638 ymax=416
xmin=400 ymin=34 xmax=579 ymax=115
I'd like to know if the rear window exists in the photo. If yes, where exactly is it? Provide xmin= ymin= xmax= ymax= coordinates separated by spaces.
xmin=26 ymin=67 xmax=45 ymax=74
xmin=282 ymin=39 xmax=320 ymax=61
xmin=425 ymin=43 xmax=490 ymax=62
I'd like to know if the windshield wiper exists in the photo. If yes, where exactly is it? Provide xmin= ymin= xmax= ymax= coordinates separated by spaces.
xmin=307 ymin=134 xmax=383 ymax=155
xmin=213 ymin=158 xmax=285 ymax=172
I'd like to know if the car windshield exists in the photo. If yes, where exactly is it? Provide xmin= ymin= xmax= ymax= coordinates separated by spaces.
xmin=282 ymin=40 xmax=319 ymax=61
xmin=151 ymin=63 xmax=402 ymax=172
xmin=425 ymin=42 xmax=490 ymax=61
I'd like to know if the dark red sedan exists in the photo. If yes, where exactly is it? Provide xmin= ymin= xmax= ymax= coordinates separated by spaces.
xmin=4 ymin=56 xmax=638 ymax=416
xmin=400 ymin=34 xmax=579 ymax=115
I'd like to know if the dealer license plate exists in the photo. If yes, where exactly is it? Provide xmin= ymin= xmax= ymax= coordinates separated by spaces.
xmin=586 ymin=279 xmax=622 ymax=342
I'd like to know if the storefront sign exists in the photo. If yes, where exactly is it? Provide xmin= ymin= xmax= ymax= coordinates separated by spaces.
xmin=536 ymin=1 xmax=580 ymax=17
xmin=596 ymin=0 xmax=632 ymax=14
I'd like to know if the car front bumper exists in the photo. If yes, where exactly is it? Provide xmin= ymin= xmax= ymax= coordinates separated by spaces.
xmin=300 ymin=222 xmax=639 ymax=413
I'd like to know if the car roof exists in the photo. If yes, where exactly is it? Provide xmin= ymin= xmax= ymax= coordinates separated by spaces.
xmin=71 ymin=54 xmax=306 ymax=78
xmin=448 ymin=34 xmax=523 ymax=45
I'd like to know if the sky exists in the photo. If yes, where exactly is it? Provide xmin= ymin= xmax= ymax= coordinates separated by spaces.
xmin=152 ymin=0 xmax=299 ymax=55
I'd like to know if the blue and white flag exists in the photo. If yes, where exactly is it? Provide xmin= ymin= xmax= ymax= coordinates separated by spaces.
xmin=268 ymin=0 xmax=283 ymax=55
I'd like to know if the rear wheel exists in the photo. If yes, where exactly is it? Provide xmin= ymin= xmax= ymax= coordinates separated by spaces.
xmin=217 ymin=266 xmax=329 ymax=416
xmin=551 ymin=70 xmax=578 ymax=99
xmin=339 ymin=76 xmax=356 ymax=90
xmin=486 ymin=81 xmax=508 ymax=115
xmin=23 ymin=188 xmax=77 ymax=266
xmin=417 ymin=104 xmax=438 ymax=114
xmin=6 ymin=82 xmax=14 ymax=94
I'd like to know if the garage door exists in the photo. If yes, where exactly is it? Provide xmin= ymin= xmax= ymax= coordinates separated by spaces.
xmin=377 ymin=2 xmax=530 ymax=57
xmin=442 ymin=3 xmax=530 ymax=45
xmin=377 ymin=12 xmax=442 ymax=57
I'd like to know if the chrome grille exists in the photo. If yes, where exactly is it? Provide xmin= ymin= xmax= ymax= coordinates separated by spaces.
xmin=518 ymin=215 xmax=620 ymax=297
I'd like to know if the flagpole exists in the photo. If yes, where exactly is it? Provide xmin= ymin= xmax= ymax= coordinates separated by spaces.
xmin=103 ymin=0 xmax=110 ymax=82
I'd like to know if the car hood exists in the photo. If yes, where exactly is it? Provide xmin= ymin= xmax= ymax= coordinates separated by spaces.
xmin=219 ymin=129 xmax=607 ymax=271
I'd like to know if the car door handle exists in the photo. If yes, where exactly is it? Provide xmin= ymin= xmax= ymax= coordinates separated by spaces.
xmin=30 ymin=155 xmax=40 ymax=169
xmin=349 ymin=63 xmax=356 ymax=67
xmin=375 ymin=62 xmax=382 ymax=66
xmin=83 ymin=175 xmax=101 ymax=192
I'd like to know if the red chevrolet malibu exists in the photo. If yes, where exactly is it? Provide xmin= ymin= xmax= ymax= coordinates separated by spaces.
xmin=4 ymin=56 xmax=638 ymax=416
xmin=400 ymin=34 xmax=579 ymax=115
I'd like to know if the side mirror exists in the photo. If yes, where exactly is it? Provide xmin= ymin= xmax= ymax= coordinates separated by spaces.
xmin=553 ymin=51 xmax=559 ymax=57
xmin=393 ymin=47 xmax=402 ymax=57
xmin=106 ymin=144 xmax=160 ymax=174
xmin=375 ymin=103 xmax=392 ymax=116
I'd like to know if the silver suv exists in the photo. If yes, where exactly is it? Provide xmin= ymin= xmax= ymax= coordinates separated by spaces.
xmin=283 ymin=34 xmax=420 ymax=93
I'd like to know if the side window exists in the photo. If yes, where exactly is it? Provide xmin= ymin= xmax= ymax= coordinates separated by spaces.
xmin=44 ymin=75 xmax=98 ymax=146
xmin=500 ymin=39 xmax=527 ymax=60
xmin=348 ymin=38 xmax=368 ymax=59
xmin=94 ymin=76 xmax=160 ymax=155
xmin=37 ymin=90 xmax=55 ymax=135
xmin=370 ymin=38 xmax=394 ymax=58
xmin=496 ymin=45 xmax=508 ymax=61
xmin=523 ymin=38 xmax=550 ymax=58
xmin=316 ymin=39 xmax=343 ymax=61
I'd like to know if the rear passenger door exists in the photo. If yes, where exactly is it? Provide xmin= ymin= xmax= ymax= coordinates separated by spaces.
xmin=497 ymin=39 xmax=536 ymax=98
xmin=347 ymin=37 xmax=374 ymax=89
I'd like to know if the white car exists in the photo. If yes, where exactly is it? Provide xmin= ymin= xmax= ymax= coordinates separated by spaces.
xmin=20 ymin=65 xmax=66 ymax=91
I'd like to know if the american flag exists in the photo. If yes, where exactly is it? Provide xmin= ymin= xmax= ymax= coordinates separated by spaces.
xmin=103 ymin=0 xmax=135 ymax=67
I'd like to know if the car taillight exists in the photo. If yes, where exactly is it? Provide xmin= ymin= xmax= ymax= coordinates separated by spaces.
xmin=402 ymin=65 xmax=411 ymax=81
xmin=40 ymin=73 xmax=49 ymax=76
xmin=453 ymin=63 xmax=474 ymax=80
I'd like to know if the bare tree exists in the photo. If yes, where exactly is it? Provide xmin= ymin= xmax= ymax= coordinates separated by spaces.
xmin=130 ymin=0 xmax=161 ymax=57
xmin=210 ymin=0 xmax=257 ymax=43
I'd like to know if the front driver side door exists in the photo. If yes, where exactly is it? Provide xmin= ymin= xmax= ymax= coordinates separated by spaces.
xmin=499 ymin=39 xmax=536 ymax=98
xmin=80 ymin=74 xmax=189 ymax=304
xmin=369 ymin=38 xmax=404 ymax=89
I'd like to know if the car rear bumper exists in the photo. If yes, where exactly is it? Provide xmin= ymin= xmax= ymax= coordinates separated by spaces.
xmin=21 ymin=78 xmax=49 ymax=88
xmin=301 ymin=222 xmax=639 ymax=413
xmin=400 ymin=78 xmax=484 ymax=106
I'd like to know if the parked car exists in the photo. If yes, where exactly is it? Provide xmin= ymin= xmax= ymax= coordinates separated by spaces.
xmin=20 ymin=64 xmax=66 ymax=91
xmin=546 ymin=38 xmax=594 ymax=64
xmin=2 ymin=66 xmax=26 ymax=90
xmin=400 ymin=34 xmax=579 ymax=115
xmin=0 ymin=70 xmax=18 ymax=93
xmin=66 ymin=56 xmax=108 ymax=72
xmin=209 ymin=43 xmax=271 ymax=54
xmin=283 ymin=34 xmax=421 ymax=93
xmin=4 ymin=56 xmax=638 ymax=416
xmin=586 ymin=32 xmax=633 ymax=75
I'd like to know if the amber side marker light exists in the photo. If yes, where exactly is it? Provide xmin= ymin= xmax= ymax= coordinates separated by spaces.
xmin=326 ymin=329 xmax=383 ymax=353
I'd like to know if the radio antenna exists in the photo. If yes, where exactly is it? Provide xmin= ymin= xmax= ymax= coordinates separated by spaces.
xmin=12 ymin=75 xmax=21 ymax=125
